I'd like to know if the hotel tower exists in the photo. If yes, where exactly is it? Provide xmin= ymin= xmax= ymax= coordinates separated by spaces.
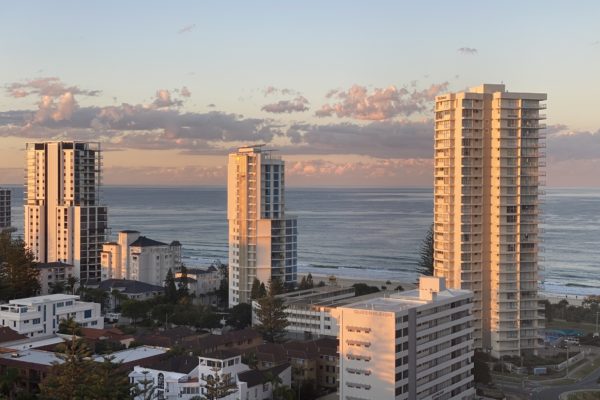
xmin=434 ymin=84 xmax=546 ymax=358
xmin=25 ymin=142 xmax=107 ymax=284
xmin=228 ymin=145 xmax=298 ymax=306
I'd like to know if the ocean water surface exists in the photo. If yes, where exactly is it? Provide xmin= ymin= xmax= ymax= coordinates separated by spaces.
xmin=6 ymin=186 xmax=600 ymax=296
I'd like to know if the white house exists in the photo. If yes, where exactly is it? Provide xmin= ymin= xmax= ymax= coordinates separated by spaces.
xmin=130 ymin=350 xmax=291 ymax=400
xmin=0 ymin=294 xmax=103 ymax=338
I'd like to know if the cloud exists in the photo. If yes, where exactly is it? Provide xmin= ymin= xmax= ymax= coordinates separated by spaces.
xmin=283 ymin=119 xmax=434 ymax=158
xmin=286 ymin=158 xmax=433 ymax=186
xmin=151 ymin=89 xmax=183 ymax=109
xmin=315 ymin=83 xmax=448 ymax=120
xmin=0 ymin=79 xmax=282 ymax=153
xmin=263 ymin=86 xmax=299 ymax=96
xmin=261 ymin=96 xmax=309 ymax=114
xmin=180 ymin=86 xmax=191 ymax=98
xmin=547 ymin=127 xmax=600 ymax=161
xmin=457 ymin=47 xmax=478 ymax=55
xmin=207 ymin=103 xmax=216 ymax=108
xmin=5 ymin=77 xmax=101 ymax=124
xmin=178 ymin=24 xmax=196 ymax=34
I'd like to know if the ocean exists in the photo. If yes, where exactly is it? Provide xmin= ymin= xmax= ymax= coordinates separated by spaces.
xmin=5 ymin=186 xmax=600 ymax=296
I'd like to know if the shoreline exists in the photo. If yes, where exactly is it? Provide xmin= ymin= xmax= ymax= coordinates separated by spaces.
xmin=298 ymin=272 xmax=417 ymax=291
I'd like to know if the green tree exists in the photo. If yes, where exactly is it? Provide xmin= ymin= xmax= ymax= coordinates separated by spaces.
xmin=87 ymin=356 xmax=133 ymax=399
xmin=0 ymin=367 xmax=22 ymax=400
xmin=165 ymin=268 xmax=178 ymax=304
xmin=269 ymin=277 xmax=285 ymax=296
xmin=352 ymin=283 xmax=380 ymax=296
xmin=49 ymin=281 xmax=66 ymax=294
xmin=250 ymin=278 xmax=262 ymax=300
xmin=473 ymin=351 xmax=492 ymax=384
xmin=58 ymin=316 xmax=82 ymax=336
xmin=79 ymin=287 xmax=109 ymax=312
xmin=256 ymin=279 xmax=289 ymax=343
xmin=226 ymin=303 xmax=252 ymax=329
xmin=298 ymin=276 xmax=308 ymax=290
xmin=542 ymin=299 xmax=553 ymax=322
xmin=0 ymin=232 xmax=40 ymax=301
xmin=177 ymin=264 xmax=190 ymax=300
xmin=132 ymin=370 xmax=156 ymax=400
xmin=306 ymin=273 xmax=314 ymax=288
xmin=417 ymin=223 xmax=434 ymax=276
xmin=121 ymin=299 xmax=151 ymax=326
xmin=38 ymin=339 xmax=95 ymax=400
xmin=65 ymin=276 xmax=79 ymax=295
xmin=202 ymin=367 xmax=237 ymax=400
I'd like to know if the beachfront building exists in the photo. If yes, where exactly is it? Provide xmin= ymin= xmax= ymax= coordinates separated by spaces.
xmin=35 ymin=262 xmax=75 ymax=295
xmin=24 ymin=142 xmax=107 ymax=284
xmin=0 ymin=188 xmax=11 ymax=230
xmin=338 ymin=277 xmax=475 ymax=400
xmin=0 ymin=294 xmax=103 ymax=338
xmin=227 ymin=145 xmax=298 ymax=305
xmin=434 ymin=84 xmax=546 ymax=358
xmin=101 ymin=230 xmax=182 ymax=286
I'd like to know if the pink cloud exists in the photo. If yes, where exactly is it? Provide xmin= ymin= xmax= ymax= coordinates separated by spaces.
xmin=261 ymin=96 xmax=309 ymax=113
xmin=316 ymin=82 xmax=448 ymax=120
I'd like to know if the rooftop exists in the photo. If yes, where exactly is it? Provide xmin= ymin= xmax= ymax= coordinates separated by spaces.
xmin=8 ymin=294 xmax=80 ymax=306
xmin=98 ymin=279 xmax=165 ymax=294
xmin=130 ymin=236 xmax=168 ymax=248
xmin=148 ymin=354 xmax=198 ymax=374
xmin=35 ymin=261 xmax=74 ymax=269
xmin=0 ymin=327 xmax=27 ymax=344
xmin=93 ymin=345 xmax=168 ymax=364
xmin=238 ymin=363 xmax=290 ymax=387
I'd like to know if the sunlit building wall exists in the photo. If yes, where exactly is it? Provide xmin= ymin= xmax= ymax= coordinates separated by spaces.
xmin=338 ymin=277 xmax=474 ymax=400
xmin=228 ymin=145 xmax=298 ymax=306
xmin=24 ymin=142 xmax=107 ymax=284
xmin=434 ymin=84 xmax=546 ymax=358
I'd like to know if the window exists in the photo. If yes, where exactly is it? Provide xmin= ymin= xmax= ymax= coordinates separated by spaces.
xmin=84 ymin=309 xmax=92 ymax=319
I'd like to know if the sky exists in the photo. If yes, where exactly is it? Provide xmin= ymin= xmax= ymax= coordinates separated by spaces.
xmin=1 ymin=0 xmax=600 ymax=187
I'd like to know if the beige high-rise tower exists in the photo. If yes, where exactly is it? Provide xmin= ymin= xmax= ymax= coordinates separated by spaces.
xmin=25 ymin=142 xmax=107 ymax=284
xmin=228 ymin=145 xmax=298 ymax=306
xmin=434 ymin=84 xmax=546 ymax=358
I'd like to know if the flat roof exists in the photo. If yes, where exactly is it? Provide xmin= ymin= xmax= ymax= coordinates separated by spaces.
xmin=0 ymin=350 xmax=62 ymax=366
xmin=94 ymin=346 xmax=168 ymax=364
xmin=342 ymin=287 xmax=471 ymax=313
xmin=9 ymin=294 xmax=80 ymax=306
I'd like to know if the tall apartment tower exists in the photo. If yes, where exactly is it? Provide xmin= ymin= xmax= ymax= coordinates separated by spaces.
xmin=228 ymin=145 xmax=298 ymax=306
xmin=0 ymin=188 xmax=11 ymax=230
xmin=434 ymin=84 xmax=546 ymax=358
xmin=25 ymin=142 xmax=108 ymax=284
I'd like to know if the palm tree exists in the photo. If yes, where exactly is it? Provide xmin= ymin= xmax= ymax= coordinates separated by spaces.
xmin=66 ymin=276 xmax=79 ymax=295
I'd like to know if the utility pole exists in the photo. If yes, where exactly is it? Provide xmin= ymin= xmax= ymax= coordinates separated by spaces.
xmin=596 ymin=312 xmax=599 ymax=337
xmin=566 ymin=344 xmax=570 ymax=377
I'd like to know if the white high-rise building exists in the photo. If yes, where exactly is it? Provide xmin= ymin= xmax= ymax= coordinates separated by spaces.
xmin=24 ymin=142 xmax=107 ymax=284
xmin=434 ymin=84 xmax=546 ymax=358
xmin=228 ymin=145 xmax=298 ymax=305
xmin=0 ymin=188 xmax=10 ymax=230
xmin=338 ymin=277 xmax=475 ymax=400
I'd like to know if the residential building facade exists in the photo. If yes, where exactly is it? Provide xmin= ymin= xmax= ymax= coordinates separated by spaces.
xmin=338 ymin=277 xmax=475 ymax=400
xmin=24 ymin=141 xmax=107 ymax=284
xmin=101 ymin=231 xmax=181 ymax=287
xmin=35 ymin=262 xmax=75 ymax=295
xmin=0 ymin=188 xmax=11 ymax=230
xmin=0 ymin=294 xmax=103 ymax=338
xmin=434 ymin=84 xmax=546 ymax=357
xmin=228 ymin=145 xmax=298 ymax=305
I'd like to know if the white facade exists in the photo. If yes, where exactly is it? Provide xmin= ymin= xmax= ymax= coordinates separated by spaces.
xmin=0 ymin=294 xmax=103 ymax=338
xmin=434 ymin=84 xmax=546 ymax=357
xmin=24 ymin=142 xmax=107 ymax=284
xmin=252 ymin=286 xmax=356 ymax=338
xmin=0 ymin=188 xmax=11 ymax=230
xmin=101 ymin=232 xmax=181 ymax=286
xmin=228 ymin=145 xmax=298 ymax=306
xmin=339 ymin=277 xmax=475 ymax=400
xmin=130 ymin=352 xmax=291 ymax=400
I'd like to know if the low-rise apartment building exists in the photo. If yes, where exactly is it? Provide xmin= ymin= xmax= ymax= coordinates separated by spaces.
xmin=0 ymin=294 xmax=103 ymax=338
xmin=339 ymin=277 xmax=475 ymax=400
xmin=35 ymin=262 xmax=75 ymax=295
